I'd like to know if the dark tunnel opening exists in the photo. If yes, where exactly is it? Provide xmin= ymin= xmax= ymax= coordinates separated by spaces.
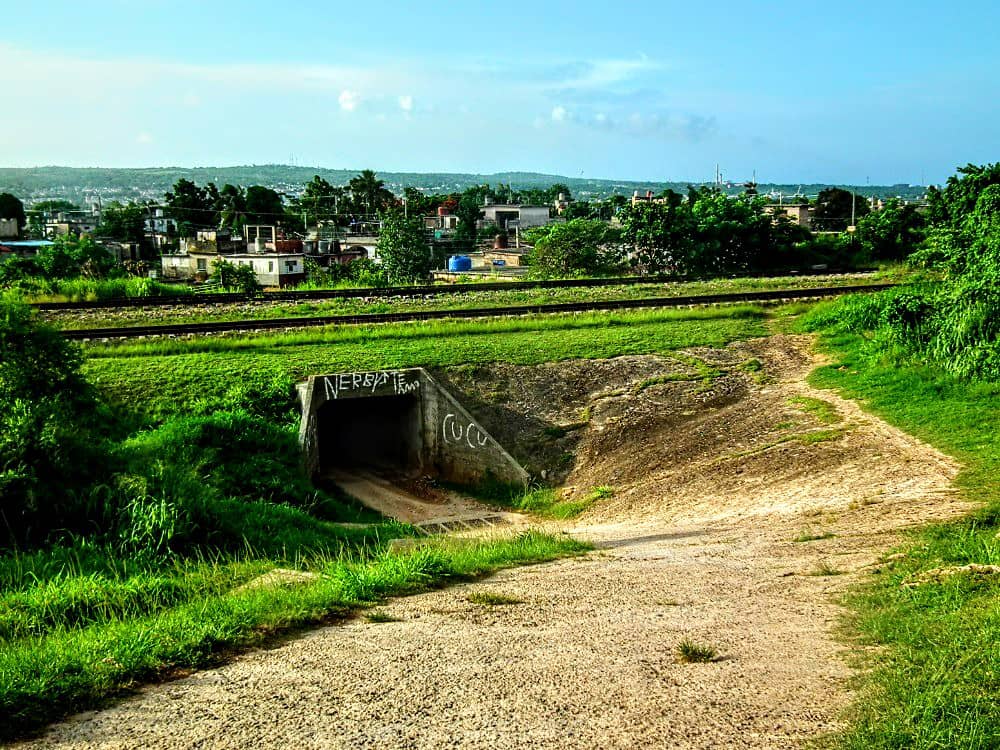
xmin=316 ymin=394 xmax=424 ymax=476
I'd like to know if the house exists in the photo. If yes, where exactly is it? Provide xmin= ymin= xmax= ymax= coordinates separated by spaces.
xmin=0 ymin=239 xmax=55 ymax=258
xmin=631 ymin=190 xmax=673 ymax=206
xmin=424 ymin=206 xmax=459 ymax=231
xmin=44 ymin=209 xmax=100 ymax=237
xmin=0 ymin=218 xmax=18 ymax=239
xmin=480 ymin=204 xmax=550 ymax=229
xmin=180 ymin=230 xmax=246 ymax=254
xmin=229 ymin=253 xmax=306 ymax=287
xmin=763 ymin=203 xmax=812 ymax=230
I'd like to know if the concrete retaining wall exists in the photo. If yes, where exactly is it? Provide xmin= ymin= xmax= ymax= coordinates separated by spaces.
xmin=298 ymin=368 xmax=528 ymax=487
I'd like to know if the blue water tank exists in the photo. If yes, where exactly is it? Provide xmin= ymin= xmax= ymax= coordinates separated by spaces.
xmin=448 ymin=255 xmax=472 ymax=272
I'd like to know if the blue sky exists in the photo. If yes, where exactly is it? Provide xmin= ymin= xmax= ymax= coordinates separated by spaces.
xmin=1 ymin=0 xmax=996 ymax=184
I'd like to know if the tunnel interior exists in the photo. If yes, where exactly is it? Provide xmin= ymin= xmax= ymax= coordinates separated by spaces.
xmin=316 ymin=393 xmax=424 ymax=476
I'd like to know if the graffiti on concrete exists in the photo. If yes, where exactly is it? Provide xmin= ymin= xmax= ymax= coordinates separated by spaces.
xmin=322 ymin=371 xmax=421 ymax=401
xmin=443 ymin=413 xmax=490 ymax=450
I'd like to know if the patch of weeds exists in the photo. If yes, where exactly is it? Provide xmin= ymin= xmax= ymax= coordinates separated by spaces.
xmin=591 ymin=485 xmax=615 ymax=499
xmin=676 ymin=639 xmax=719 ymax=663
xmin=466 ymin=591 xmax=523 ymax=606
xmin=788 ymin=395 xmax=839 ymax=425
xmin=740 ymin=357 xmax=764 ymax=373
xmin=793 ymin=427 xmax=844 ymax=445
xmin=793 ymin=530 xmax=836 ymax=543
xmin=543 ymin=425 xmax=568 ymax=439
xmin=365 ymin=610 xmax=402 ymax=623
xmin=774 ymin=421 xmax=796 ymax=431
xmin=559 ymin=451 xmax=575 ymax=466
xmin=636 ymin=373 xmax=695 ymax=391
xmin=810 ymin=560 xmax=844 ymax=576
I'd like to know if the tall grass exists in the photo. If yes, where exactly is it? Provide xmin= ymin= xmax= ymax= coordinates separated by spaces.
xmin=11 ymin=276 xmax=192 ymax=303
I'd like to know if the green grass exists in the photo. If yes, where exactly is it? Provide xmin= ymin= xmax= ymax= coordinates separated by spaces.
xmin=81 ymin=307 xmax=769 ymax=420
xmin=0 ymin=530 xmax=587 ymax=740
xmin=466 ymin=591 xmax=524 ymax=606
xmin=675 ymin=639 xmax=719 ymax=663
xmin=809 ymin=560 xmax=844 ymax=576
xmin=43 ymin=272 xmax=882 ymax=330
xmin=509 ymin=486 xmax=614 ymax=519
xmin=788 ymin=395 xmax=840 ymax=425
xmin=804 ymin=325 xmax=1000 ymax=749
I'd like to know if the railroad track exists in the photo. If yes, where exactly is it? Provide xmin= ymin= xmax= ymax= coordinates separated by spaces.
xmin=34 ymin=269 xmax=867 ymax=310
xmin=61 ymin=283 xmax=895 ymax=341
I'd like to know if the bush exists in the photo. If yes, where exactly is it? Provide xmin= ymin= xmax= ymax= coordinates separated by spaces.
xmin=0 ymin=302 xmax=111 ymax=548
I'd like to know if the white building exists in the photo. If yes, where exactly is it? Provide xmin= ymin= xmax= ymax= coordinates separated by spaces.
xmin=480 ymin=204 xmax=551 ymax=229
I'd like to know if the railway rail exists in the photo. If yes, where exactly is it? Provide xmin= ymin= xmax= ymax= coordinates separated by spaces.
xmin=33 ymin=269 xmax=869 ymax=310
xmin=62 ymin=283 xmax=895 ymax=341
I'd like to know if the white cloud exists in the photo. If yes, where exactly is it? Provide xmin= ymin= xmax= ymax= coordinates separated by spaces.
xmin=338 ymin=89 xmax=360 ymax=112
xmin=398 ymin=94 xmax=413 ymax=112
xmin=551 ymin=105 xmax=568 ymax=122
xmin=135 ymin=132 xmax=154 ymax=145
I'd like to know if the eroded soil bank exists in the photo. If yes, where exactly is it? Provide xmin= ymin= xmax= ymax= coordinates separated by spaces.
xmin=17 ymin=336 xmax=968 ymax=749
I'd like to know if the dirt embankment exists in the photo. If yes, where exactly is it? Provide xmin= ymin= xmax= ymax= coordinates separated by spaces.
xmin=17 ymin=336 xmax=968 ymax=749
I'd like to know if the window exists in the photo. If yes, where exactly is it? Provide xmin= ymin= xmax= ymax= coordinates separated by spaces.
xmin=285 ymin=261 xmax=296 ymax=273
xmin=268 ymin=261 xmax=274 ymax=272
xmin=196 ymin=258 xmax=207 ymax=271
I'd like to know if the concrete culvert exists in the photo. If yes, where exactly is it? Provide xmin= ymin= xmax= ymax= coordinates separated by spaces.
xmin=298 ymin=368 xmax=529 ymax=487
xmin=317 ymin=392 xmax=423 ymax=475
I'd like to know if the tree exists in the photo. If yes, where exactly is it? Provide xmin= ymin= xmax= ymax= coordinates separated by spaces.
xmin=30 ymin=200 xmax=79 ymax=215
xmin=215 ymin=184 xmax=247 ymax=232
xmin=620 ymin=192 xmax=696 ymax=275
xmin=0 ymin=193 xmax=26 ymax=234
xmin=526 ymin=219 xmax=624 ymax=278
xmin=98 ymin=201 xmax=146 ymax=242
xmin=349 ymin=170 xmax=395 ymax=217
xmin=454 ymin=191 xmax=484 ymax=250
xmin=211 ymin=259 xmax=261 ymax=293
xmin=854 ymin=199 xmax=926 ymax=262
xmin=34 ymin=234 xmax=114 ymax=279
xmin=376 ymin=208 xmax=431 ymax=284
xmin=244 ymin=186 xmax=284 ymax=226
xmin=812 ymin=187 xmax=870 ymax=232
xmin=164 ymin=179 xmax=215 ymax=236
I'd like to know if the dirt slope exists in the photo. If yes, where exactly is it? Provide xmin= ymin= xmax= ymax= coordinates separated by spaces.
xmin=16 ymin=336 xmax=968 ymax=749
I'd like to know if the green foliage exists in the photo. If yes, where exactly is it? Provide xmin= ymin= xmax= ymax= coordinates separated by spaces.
xmin=97 ymin=201 xmax=146 ymax=243
xmin=676 ymin=639 xmax=719 ymax=663
xmin=453 ymin=191 xmax=483 ymax=250
xmin=803 ymin=167 xmax=1000 ymax=380
xmin=211 ymin=259 xmax=261 ymax=293
xmin=34 ymin=234 xmax=116 ymax=279
xmin=525 ymin=219 xmax=624 ymax=278
xmin=164 ymin=178 xmax=215 ymax=236
xmin=620 ymin=188 xmax=810 ymax=276
xmin=0 ymin=302 xmax=109 ymax=548
xmin=376 ymin=208 xmax=431 ymax=284
xmin=853 ymin=199 xmax=926 ymax=262
xmin=244 ymin=185 xmax=284 ymax=225
xmin=812 ymin=186 xmax=871 ymax=232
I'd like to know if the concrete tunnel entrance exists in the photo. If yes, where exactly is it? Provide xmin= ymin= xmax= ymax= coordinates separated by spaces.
xmin=316 ymin=393 xmax=424 ymax=475
xmin=298 ymin=368 xmax=530 ymax=488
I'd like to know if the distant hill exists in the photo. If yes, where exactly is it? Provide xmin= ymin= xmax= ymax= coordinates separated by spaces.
xmin=0 ymin=165 xmax=929 ymax=206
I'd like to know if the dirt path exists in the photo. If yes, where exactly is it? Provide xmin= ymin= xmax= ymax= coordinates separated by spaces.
xmin=16 ymin=336 xmax=969 ymax=749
